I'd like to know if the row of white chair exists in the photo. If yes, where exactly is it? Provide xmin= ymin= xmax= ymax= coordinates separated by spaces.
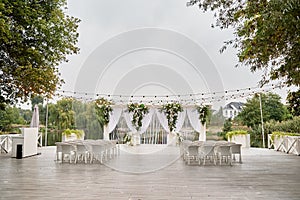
xmin=55 ymin=140 xmax=119 ymax=164
xmin=181 ymin=140 xmax=242 ymax=166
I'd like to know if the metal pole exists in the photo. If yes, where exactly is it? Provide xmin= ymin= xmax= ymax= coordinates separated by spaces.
xmin=259 ymin=93 xmax=265 ymax=148
xmin=45 ymin=100 xmax=49 ymax=147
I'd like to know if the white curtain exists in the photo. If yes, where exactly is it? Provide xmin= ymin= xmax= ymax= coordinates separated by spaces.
xmin=175 ymin=109 xmax=186 ymax=132
xmin=107 ymin=106 xmax=206 ymax=141
xmin=155 ymin=109 xmax=170 ymax=133
xmin=123 ymin=109 xmax=137 ymax=133
xmin=139 ymin=108 xmax=155 ymax=134
xmin=107 ymin=106 xmax=123 ymax=133
xmin=199 ymin=122 xmax=206 ymax=141
xmin=186 ymin=107 xmax=206 ymax=141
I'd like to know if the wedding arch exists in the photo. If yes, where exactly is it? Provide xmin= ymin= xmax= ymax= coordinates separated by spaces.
xmin=96 ymin=102 xmax=209 ymax=145
xmin=58 ymin=84 xmax=280 ymax=145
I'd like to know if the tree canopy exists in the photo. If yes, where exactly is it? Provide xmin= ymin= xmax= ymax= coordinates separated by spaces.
xmin=0 ymin=104 xmax=26 ymax=132
xmin=236 ymin=93 xmax=289 ymax=128
xmin=287 ymin=89 xmax=300 ymax=116
xmin=188 ymin=0 xmax=300 ymax=87
xmin=0 ymin=0 xmax=80 ymax=106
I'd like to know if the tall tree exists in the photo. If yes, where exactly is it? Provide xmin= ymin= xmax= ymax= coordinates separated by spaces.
xmin=0 ymin=105 xmax=25 ymax=132
xmin=188 ymin=0 xmax=300 ymax=87
xmin=56 ymin=98 xmax=75 ymax=130
xmin=31 ymin=96 xmax=44 ymax=110
xmin=236 ymin=93 xmax=288 ymax=128
xmin=0 ymin=0 xmax=80 ymax=106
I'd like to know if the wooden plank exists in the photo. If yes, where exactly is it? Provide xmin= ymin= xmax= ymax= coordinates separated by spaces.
xmin=0 ymin=146 xmax=299 ymax=199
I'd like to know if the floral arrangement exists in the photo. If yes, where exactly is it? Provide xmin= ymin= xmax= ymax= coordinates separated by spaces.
xmin=161 ymin=103 xmax=183 ymax=132
xmin=95 ymin=98 xmax=113 ymax=125
xmin=127 ymin=103 xmax=149 ymax=131
xmin=197 ymin=105 xmax=210 ymax=125
xmin=123 ymin=133 xmax=132 ymax=145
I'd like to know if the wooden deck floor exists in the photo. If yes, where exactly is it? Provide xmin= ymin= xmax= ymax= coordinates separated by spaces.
xmin=0 ymin=145 xmax=299 ymax=200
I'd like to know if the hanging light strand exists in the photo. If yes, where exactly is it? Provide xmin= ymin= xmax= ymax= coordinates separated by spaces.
xmin=55 ymin=83 xmax=284 ymax=105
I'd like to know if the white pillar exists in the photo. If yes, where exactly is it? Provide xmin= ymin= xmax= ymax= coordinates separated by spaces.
xmin=199 ymin=123 xmax=206 ymax=141
xmin=167 ymin=132 xmax=177 ymax=146
xmin=103 ymin=125 xmax=110 ymax=140
xmin=132 ymin=132 xmax=141 ymax=146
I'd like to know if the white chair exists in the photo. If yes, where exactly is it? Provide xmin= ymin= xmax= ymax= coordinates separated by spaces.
xmin=186 ymin=145 xmax=199 ymax=165
xmin=90 ymin=144 xmax=105 ymax=164
xmin=109 ymin=140 xmax=118 ymax=157
xmin=96 ymin=140 xmax=110 ymax=161
xmin=74 ymin=144 xmax=89 ymax=164
xmin=230 ymin=144 xmax=242 ymax=163
xmin=199 ymin=145 xmax=216 ymax=165
xmin=60 ymin=143 xmax=75 ymax=163
xmin=215 ymin=145 xmax=232 ymax=166
xmin=181 ymin=140 xmax=192 ymax=161
xmin=55 ymin=142 xmax=62 ymax=162
xmin=106 ymin=141 xmax=115 ymax=159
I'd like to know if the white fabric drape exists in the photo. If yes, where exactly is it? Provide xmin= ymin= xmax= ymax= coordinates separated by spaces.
xmin=107 ymin=107 xmax=123 ymax=133
xmin=186 ymin=108 xmax=201 ymax=132
xmin=155 ymin=109 xmax=170 ymax=133
xmin=186 ymin=107 xmax=206 ymax=141
xmin=174 ymin=109 xmax=186 ymax=132
xmin=105 ymin=106 xmax=206 ymax=140
xmin=123 ymin=110 xmax=137 ymax=133
xmin=139 ymin=108 xmax=155 ymax=134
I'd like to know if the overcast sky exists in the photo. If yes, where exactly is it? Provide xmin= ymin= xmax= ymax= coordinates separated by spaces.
xmin=59 ymin=0 xmax=288 ymax=107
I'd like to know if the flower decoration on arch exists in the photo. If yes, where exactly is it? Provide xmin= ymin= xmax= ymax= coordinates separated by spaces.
xmin=197 ymin=105 xmax=211 ymax=125
xmin=127 ymin=103 xmax=149 ymax=131
xmin=161 ymin=103 xmax=183 ymax=132
xmin=94 ymin=98 xmax=113 ymax=125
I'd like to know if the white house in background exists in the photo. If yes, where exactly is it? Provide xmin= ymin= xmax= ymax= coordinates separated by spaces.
xmin=223 ymin=102 xmax=244 ymax=119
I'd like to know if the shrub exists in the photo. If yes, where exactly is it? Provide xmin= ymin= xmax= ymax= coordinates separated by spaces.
xmin=62 ymin=129 xmax=84 ymax=138
xmin=271 ymin=131 xmax=300 ymax=141
xmin=248 ymin=125 xmax=263 ymax=147
xmin=217 ymin=132 xmax=226 ymax=140
xmin=226 ymin=130 xmax=247 ymax=140
xmin=264 ymin=116 xmax=300 ymax=134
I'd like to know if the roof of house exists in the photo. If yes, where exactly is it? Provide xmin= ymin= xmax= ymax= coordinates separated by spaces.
xmin=224 ymin=102 xmax=244 ymax=110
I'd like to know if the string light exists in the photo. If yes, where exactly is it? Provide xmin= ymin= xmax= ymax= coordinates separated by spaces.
xmin=54 ymin=83 xmax=283 ymax=105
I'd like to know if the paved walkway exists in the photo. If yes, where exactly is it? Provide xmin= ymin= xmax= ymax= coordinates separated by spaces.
xmin=0 ymin=145 xmax=299 ymax=200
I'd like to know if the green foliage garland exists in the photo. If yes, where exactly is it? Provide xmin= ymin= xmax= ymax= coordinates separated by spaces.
xmin=161 ymin=103 xmax=183 ymax=132
xmin=197 ymin=105 xmax=210 ymax=125
xmin=95 ymin=98 xmax=113 ymax=125
xmin=127 ymin=103 xmax=149 ymax=131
